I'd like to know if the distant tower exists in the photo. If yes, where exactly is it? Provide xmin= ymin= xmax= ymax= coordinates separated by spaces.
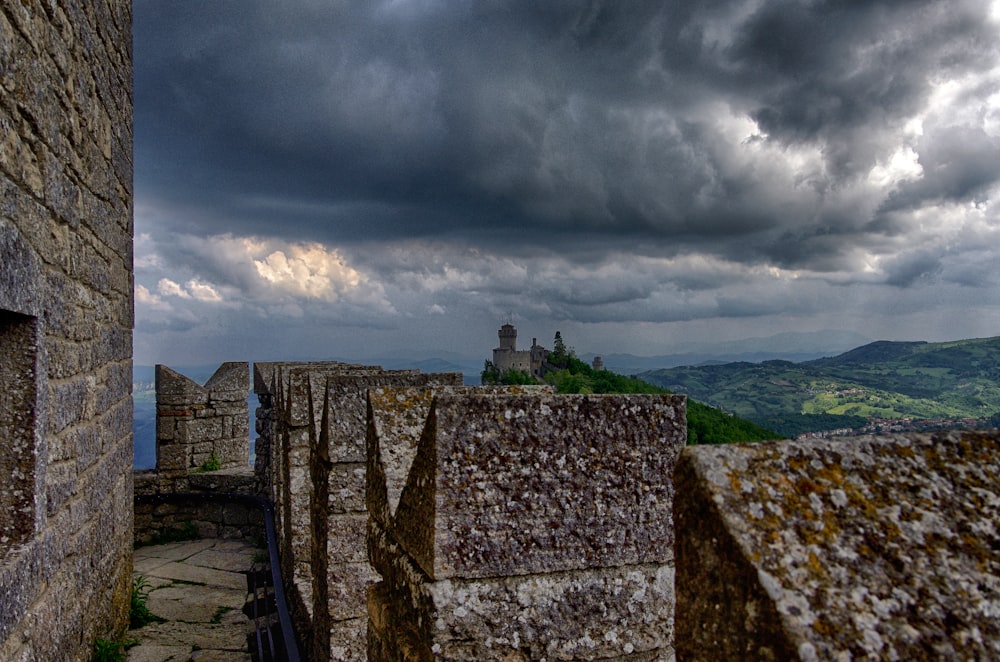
xmin=498 ymin=323 xmax=517 ymax=352
xmin=592 ymin=356 xmax=604 ymax=371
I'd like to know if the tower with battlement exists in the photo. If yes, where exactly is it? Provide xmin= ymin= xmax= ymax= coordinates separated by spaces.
xmin=492 ymin=323 xmax=546 ymax=377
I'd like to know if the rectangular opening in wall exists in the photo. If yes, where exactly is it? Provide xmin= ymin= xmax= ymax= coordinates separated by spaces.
xmin=0 ymin=309 xmax=38 ymax=551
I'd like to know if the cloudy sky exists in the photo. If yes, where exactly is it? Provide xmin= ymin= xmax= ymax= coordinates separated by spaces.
xmin=133 ymin=0 xmax=1000 ymax=367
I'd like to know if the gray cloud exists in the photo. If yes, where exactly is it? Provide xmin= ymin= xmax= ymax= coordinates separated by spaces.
xmin=133 ymin=0 xmax=1000 ymax=362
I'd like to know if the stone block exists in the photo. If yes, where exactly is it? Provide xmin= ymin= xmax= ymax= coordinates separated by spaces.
xmin=330 ymin=616 xmax=369 ymax=662
xmin=175 ymin=417 xmax=224 ymax=443
xmin=327 ymin=514 xmax=368 ymax=565
xmin=204 ymin=360 xmax=249 ymax=395
xmin=385 ymin=392 xmax=686 ymax=580
xmin=328 ymin=561 xmax=380 ymax=621
xmin=324 ymin=371 xmax=463 ymax=464
xmin=366 ymin=390 xmax=685 ymax=660
xmin=674 ymin=431 xmax=1000 ymax=661
xmin=328 ymin=463 xmax=367 ymax=514
xmin=158 ymin=442 xmax=192 ymax=472
xmin=155 ymin=364 xmax=208 ymax=404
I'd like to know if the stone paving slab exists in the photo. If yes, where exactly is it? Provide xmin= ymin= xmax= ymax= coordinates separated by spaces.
xmin=136 ymin=539 xmax=218 ymax=562
xmin=145 ymin=583 xmax=246 ymax=623
xmin=186 ymin=548 xmax=261 ymax=573
xmin=128 ymin=538 xmax=260 ymax=662
xmin=145 ymin=560 xmax=249 ymax=591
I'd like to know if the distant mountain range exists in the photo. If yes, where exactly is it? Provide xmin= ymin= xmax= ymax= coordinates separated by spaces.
xmin=639 ymin=336 xmax=1000 ymax=438
xmin=591 ymin=330 xmax=873 ymax=375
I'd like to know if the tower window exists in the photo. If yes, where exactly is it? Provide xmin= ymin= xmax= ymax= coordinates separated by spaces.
xmin=0 ymin=310 xmax=38 ymax=551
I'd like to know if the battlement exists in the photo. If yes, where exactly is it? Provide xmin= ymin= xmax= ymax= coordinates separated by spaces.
xmin=367 ymin=389 xmax=686 ymax=659
xmin=676 ymin=431 xmax=1000 ymax=660
xmin=137 ymin=364 xmax=1000 ymax=660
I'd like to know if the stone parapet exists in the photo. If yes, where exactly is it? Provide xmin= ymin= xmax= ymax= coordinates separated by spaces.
xmin=133 ymin=467 xmax=263 ymax=545
xmin=156 ymin=362 xmax=250 ymax=472
xmin=674 ymin=430 xmax=1000 ymax=661
xmin=367 ymin=389 xmax=687 ymax=660
xmin=252 ymin=362 xmax=464 ymax=661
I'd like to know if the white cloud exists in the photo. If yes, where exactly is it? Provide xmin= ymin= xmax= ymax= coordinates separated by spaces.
xmin=157 ymin=278 xmax=191 ymax=299
xmin=867 ymin=148 xmax=923 ymax=188
xmin=187 ymin=279 xmax=223 ymax=302
xmin=135 ymin=283 xmax=168 ymax=309
xmin=253 ymin=242 xmax=361 ymax=301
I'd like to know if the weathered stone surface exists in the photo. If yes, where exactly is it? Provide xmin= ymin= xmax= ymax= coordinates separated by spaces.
xmin=253 ymin=363 xmax=462 ymax=661
xmin=204 ymin=362 xmax=250 ymax=398
xmin=367 ymin=390 xmax=686 ymax=660
xmin=156 ymin=365 xmax=209 ymax=404
xmin=129 ymin=539 xmax=258 ymax=660
xmin=328 ymin=463 xmax=367 ymax=513
xmin=367 ymin=385 xmax=556 ymax=525
xmin=395 ymin=392 xmax=686 ymax=580
xmin=155 ymin=363 xmax=251 ymax=472
xmin=675 ymin=431 xmax=1000 ymax=661
xmin=0 ymin=1 xmax=133 ymax=657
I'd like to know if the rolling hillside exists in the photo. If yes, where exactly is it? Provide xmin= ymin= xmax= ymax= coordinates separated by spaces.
xmin=640 ymin=336 xmax=1000 ymax=438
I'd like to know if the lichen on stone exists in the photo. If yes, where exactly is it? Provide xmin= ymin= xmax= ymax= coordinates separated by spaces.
xmin=680 ymin=430 xmax=1000 ymax=660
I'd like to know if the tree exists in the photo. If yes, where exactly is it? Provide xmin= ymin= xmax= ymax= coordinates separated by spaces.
xmin=481 ymin=359 xmax=501 ymax=385
xmin=500 ymin=369 xmax=537 ymax=385
xmin=551 ymin=331 xmax=568 ymax=367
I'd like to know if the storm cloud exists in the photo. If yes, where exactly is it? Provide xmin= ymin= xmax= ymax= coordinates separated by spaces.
xmin=133 ymin=0 xmax=1000 ymax=364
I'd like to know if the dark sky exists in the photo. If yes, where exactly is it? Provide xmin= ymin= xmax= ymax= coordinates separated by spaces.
xmin=133 ymin=0 xmax=1000 ymax=365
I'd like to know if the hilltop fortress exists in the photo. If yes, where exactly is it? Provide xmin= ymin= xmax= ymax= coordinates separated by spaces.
xmin=491 ymin=322 xmax=604 ymax=379
xmin=492 ymin=323 xmax=548 ymax=378
xmin=2 ymin=3 xmax=1000 ymax=661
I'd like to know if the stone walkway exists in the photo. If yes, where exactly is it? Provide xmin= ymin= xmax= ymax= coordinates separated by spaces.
xmin=127 ymin=538 xmax=260 ymax=662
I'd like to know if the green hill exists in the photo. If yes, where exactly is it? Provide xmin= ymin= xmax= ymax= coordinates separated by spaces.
xmin=639 ymin=336 xmax=1000 ymax=437
xmin=484 ymin=349 xmax=779 ymax=445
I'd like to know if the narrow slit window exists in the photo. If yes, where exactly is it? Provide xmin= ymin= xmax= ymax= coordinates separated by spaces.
xmin=0 ymin=310 xmax=38 ymax=551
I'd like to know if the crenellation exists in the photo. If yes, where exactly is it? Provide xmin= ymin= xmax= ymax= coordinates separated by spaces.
xmin=367 ymin=389 xmax=686 ymax=660
xmin=106 ymin=353 xmax=1000 ymax=659
xmin=675 ymin=431 xmax=1000 ymax=661
xmin=153 ymin=362 xmax=250 ymax=473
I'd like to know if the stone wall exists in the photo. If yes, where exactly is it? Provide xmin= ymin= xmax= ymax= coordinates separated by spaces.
xmin=675 ymin=430 xmax=1000 ymax=661
xmin=134 ymin=362 xmax=259 ymax=544
xmin=0 ymin=0 xmax=134 ymax=658
xmin=367 ymin=389 xmax=688 ymax=660
xmin=154 ymin=362 xmax=250 ymax=472
xmin=160 ymin=359 xmax=1000 ymax=659
xmin=253 ymin=362 xmax=463 ymax=661
xmin=133 ymin=467 xmax=261 ymax=546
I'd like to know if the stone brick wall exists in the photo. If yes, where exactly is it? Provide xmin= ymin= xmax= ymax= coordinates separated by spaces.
xmin=0 ymin=1 xmax=134 ymax=658
xmin=134 ymin=362 xmax=259 ymax=545
xmin=155 ymin=362 xmax=250 ymax=472
xmin=133 ymin=470 xmax=262 ymax=546
xmin=367 ymin=389 xmax=688 ymax=660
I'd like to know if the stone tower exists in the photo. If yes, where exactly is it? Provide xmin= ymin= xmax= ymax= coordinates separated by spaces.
xmin=492 ymin=323 xmax=547 ymax=378
xmin=0 ymin=0 xmax=134 ymax=658
xmin=498 ymin=322 xmax=517 ymax=351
